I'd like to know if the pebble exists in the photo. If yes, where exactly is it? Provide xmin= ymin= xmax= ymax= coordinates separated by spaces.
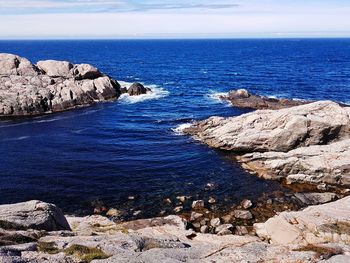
xmin=173 ymin=206 xmax=183 ymax=213
xmin=233 ymin=210 xmax=253 ymax=220
xmin=210 ymin=218 xmax=221 ymax=228
xmin=192 ymin=200 xmax=205 ymax=209
xmin=164 ymin=198 xmax=172 ymax=204
xmin=106 ymin=208 xmax=121 ymax=217
xmin=133 ymin=210 xmax=141 ymax=216
xmin=241 ymin=199 xmax=253 ymax=209
xmin=208 ymin=197 xmax=216 ymax=204
xmin=235 ymin=225 xmax=249 ymax=235
xmin=176 ymin=196 xmax=187 ymax=203
xmin=190 ymin=212 xmax=204 ymax=221
xmin=200 ymin=225 xmax=209 ymax=233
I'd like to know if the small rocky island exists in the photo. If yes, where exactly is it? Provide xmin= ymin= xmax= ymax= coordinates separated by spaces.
xmin=218 ymin=88 xmax=310 ymax=110
xmin=0 ymin=53 xmax=149 ymax=117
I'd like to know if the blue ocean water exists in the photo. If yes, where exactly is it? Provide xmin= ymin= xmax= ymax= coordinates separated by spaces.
xmin=1 ymin=39 xmax=350 ymax=217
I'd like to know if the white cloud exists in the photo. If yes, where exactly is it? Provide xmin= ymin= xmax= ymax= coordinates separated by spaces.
xmin=0 ymin=1 xmax=350 ymax=38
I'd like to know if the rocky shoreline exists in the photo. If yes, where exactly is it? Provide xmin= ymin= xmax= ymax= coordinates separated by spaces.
xmin=0 ymin=53 xmax=150 ymax=117
xmin=2 ymin=55 xmax=350 ymax=262
xmin=183 ymin=100 xmax=350 ymax=189
xmin=1 ymin=198 xmax=350 ymax=262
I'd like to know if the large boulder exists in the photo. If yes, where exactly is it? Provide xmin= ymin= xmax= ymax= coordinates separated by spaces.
xmin=0 ymin=53 xmax=39 ymax=76
xmin=0 ymin=54 xmax=121 ymax=117
xmin=0 ymin=200 xmax=71 ymax=231
xmin=37 ymin=60 xmax=73 ymax=78
xmin=73 ymin=63 xmax=102 ymax=79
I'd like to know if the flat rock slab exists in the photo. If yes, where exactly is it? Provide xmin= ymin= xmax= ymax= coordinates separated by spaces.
xmin=254 ymin=196 xmax=350 ymax=245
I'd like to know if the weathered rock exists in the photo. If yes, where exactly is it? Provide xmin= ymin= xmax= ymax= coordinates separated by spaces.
xmin=208 ymin=197 xmax=216 ymax=204
xmin=192 ymin=200 xmax=205 ymax=209
xmin=294 ymin=192 xmax=338 ymax=205
xmin=190 ymin=212 xmax=203 ymax=221
xmin=127 ymin=82 xmax=147 ymax=96
xmin=241 ymin=199 xmax=253 ymax=209
xmin=210 ymin=218 xmax=221 ymax=228
xmin=73 ymin=64 xmax=101 ymax=79
xmin=184 ymin=101 xmax=350 ymax=187
xmin=184 ymin=101 xmax=350 ymax=153
xmin=0 ymin=200 xmax=343 ymax=263
xmin=254 ymin=196 xmax=350 ymax=245
xmin=173 ymin=206 xmax=183 ymax=213
xmin=215 ymin=224 xmax=233 ymax=235
xmin=233 ymin=210 xmax=253 ymax=220
xmin=235 ymin=226 xmax=249 ymax=236
xmin=0 ymin=200 xmax=70 ymax=231
xmin=220 ymin=89 xmax=309 ymax=110
xmin=238 ymin=139 xmax=350 ymax=186
xmin=0 ymin=53 xmax=121 ymax=117
xmin=37 ymin=60 xmax=73 ymax=78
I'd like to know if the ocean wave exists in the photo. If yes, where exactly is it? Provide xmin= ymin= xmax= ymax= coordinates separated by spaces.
xmin=1 ymin=136 xmax=30 ymax=142
xmin=205 ymin=91 xmax=230 ymax=105
xmin=172 ymin=122 xmax=193 ymax=135
xmin=118 ymin=81 xmax=169 ymax=104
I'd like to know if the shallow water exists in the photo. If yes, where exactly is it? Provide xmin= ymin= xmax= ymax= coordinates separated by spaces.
xmin=1 ymin=39 xmax=350 ymax=217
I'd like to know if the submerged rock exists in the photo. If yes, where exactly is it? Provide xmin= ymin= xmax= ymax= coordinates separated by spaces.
xmin=219 ymin=89 xmax=310 ymax=110
xmin=0 ymin=53 xmax=121 ymax=117
xmin=127 ymin=82 xmax=148 ymax=96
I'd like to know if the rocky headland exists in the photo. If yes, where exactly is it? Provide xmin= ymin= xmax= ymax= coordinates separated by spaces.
xmin=0 ymin=53 xmax=149 ymax=117
xmin=184 ymin=100 xmax=350 ymax=189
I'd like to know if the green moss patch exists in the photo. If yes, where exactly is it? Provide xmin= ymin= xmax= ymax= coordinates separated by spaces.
xmin=64 ymin=244 xmax=109 ymax=262
xmin=38 ymin=241 xmax=60 ymax=254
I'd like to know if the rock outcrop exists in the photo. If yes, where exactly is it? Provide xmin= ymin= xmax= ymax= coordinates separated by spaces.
xmin=2 ymin=200 xmax=350 ymax=262
xmin=0 ymin=53 xmax=121 ymax=117
xmin=219 ymin=89 xmax=310 ymax=110
xmin=184 ymin=101 xmax=350 ymax=187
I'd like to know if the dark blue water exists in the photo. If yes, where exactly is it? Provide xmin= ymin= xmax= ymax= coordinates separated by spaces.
xmin=1 ymin=39 xmax=350 ymax=217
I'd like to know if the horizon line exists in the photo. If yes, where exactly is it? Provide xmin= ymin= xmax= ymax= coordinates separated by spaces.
xmin=1 ymin=36 xmax=350 ymax=41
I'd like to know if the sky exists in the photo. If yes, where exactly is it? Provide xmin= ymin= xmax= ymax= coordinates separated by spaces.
xmin=0 ymin=0 xmax=350 ymax=39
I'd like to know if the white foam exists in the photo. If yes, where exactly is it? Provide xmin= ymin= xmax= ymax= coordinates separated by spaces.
xmin=1 ymin=136 xmax=30 ymax=142
xmin=206 ymin=90 xmax=231 ymax=105
xmin=118 ymin=81 xmax=169 ymax=104
xmin=172 ymin=123 xmax=193 ymax=135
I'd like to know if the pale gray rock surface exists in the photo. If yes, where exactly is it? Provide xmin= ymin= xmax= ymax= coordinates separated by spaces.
xmin=184 ymin=101 xmax=350 ymax=187
xmin=0 ymin=53 xmax=121 ymax=117
xmin=0 ymin=200 xmax=70 ymax=231
xmin=254 ymin=196 xmax=350 ymax=245
xmin=238 ymin=139 xmax=350 ymax=186
xmin=184 ymin=101 xmax=350 ymax=153
xmin=2 ymin=200 xmax=350 ymax=263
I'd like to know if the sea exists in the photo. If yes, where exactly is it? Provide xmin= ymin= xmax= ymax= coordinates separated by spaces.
xmin=1 ymin=39 xmax=350 ymax=217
